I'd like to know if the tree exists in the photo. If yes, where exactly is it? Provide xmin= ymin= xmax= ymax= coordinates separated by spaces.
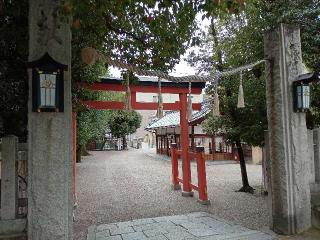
xmin=0 ymin=0 xmax=28 ymax=141
xmin=75 ymin=90 xmax=124 ymax=161
xmin=76 ymin=109 xmax=110 ymax=161
xmin=203 ymin=71 xmax=267 ymax=193
xmin=188 ymin=0 xmax=319 ymax=192
xmin=0 ymin=0 xmax=244 ymax=141
xmin=107 ymin=110 xmax=142 ymax=150
xmin=188 ymin=7 xmax=256 ymax=193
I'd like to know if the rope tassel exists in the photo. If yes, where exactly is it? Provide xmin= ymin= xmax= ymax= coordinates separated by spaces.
xmin=237 ymin=71 xmax=245 ymax=108
xmin=213 ymin=89 xmax=220 ymax=116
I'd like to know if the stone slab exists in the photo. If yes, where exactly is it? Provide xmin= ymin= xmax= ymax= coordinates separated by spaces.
xmin=121 ymin=231 xmax=148 ymax=240
xmin=143 ymin=228 xmax=168 ymax=237
xmin=86 ymin=225 xmax=96 ymax=240
xmin=147 ymin=235 xmax=168 ymax=240
xmin=87 ymin=212 xmax=275 ymax=240
xmin=0 ymin=219 xmax=26 ymax=236
xmin=110 ymin=226 xmax=134 ymax=235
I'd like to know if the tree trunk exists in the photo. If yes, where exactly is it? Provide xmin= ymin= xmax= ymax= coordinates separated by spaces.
xmin=81 ymin=144 xmax=90 ymax=156
xmin=76 ymin=147 xmax=82 ymax=163
xmin=122 ymin=136 xmax=127 ymax=150
xmin=211 ymin=17 xmax=223 ymax=72
xmin=100 ymin=139 xmax=107 ymax=151
xmin=236 ymin=140 xmax=254 ymax=193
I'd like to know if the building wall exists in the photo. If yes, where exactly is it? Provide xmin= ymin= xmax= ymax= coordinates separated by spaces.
xmin=136 ymin=92 xmax=203 ymax=103
xmin=252 ymin=146 xmax=263 ymax=164
xmin=132 ymin=110 xmax=156 ymax=139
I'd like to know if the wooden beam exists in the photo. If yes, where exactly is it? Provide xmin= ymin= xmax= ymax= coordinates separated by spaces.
xmin=79 ymin=83 xmax=203 ymax=94
xmin=82 ymin=100 xmax=202 ymax=111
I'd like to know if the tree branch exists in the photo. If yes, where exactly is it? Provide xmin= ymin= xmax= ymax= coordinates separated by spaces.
xmin=105 ymin=18 xmax=149 ymax=47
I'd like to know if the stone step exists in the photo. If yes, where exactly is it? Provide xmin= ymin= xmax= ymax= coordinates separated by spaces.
xmin=0 ymin=234 xmax=26 ymax=240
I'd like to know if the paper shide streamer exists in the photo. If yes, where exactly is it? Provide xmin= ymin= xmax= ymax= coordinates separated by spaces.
xmin=237 ymin=71 xmax=245 ymax=108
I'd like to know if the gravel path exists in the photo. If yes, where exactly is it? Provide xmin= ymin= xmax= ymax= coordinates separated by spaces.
xmin=73 ymin=149 xmax=269 ymax=240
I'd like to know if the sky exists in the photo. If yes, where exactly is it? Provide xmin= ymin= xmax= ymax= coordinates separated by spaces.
xmin=109 ymin=54 xmax=196 ymax=78
xmin=109 ymin=14 xmax=210 ymax=78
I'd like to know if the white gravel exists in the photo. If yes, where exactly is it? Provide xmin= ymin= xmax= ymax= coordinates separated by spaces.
xmin=73 ymin=148 xmax=269 ymax=240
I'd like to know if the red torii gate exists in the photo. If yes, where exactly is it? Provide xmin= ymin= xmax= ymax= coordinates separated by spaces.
xmin=73 ymin=77 xmax=205 ymax=200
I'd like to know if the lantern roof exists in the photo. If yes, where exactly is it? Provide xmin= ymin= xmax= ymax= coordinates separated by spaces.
xmin=296 ymin=72 xmax=319 ymax=84
xmin=27 ymin=53 xmax=68 ymax=70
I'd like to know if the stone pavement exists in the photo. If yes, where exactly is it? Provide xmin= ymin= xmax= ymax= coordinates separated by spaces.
xmin=87 ymin=212 xmax=275 ymax=240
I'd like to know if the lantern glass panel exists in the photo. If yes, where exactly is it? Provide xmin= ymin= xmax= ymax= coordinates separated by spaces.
xmin=39 ymin=73 xmax=56 ymax=107
xmin=296 ymin=85 xmax=303 ymax=109
xmin=303 ymin=85 xmax=310 ymax=109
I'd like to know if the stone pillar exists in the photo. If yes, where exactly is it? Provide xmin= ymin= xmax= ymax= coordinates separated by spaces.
xmin=28 ymin=1 xmax=73 ymax=239
xmin=1 ymin=135 xmax=18 ymax=220
xmin=263 ymin=130 xmax=273 ymax=229
xmin=308 ymin=130 xmax=315 ymax=184
xmin=264 ymin=24 xmax=311 ymax=234
xmin=314 ymin=129 xmax=320 ymax=185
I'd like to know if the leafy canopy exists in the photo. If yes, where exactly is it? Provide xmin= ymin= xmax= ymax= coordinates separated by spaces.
xmin=193 ymin=0 xmax=320 ymax=146
xmin=107 ymin=110 xmax=142 ymax=138
xmin=0 ymin=0 xmax=28 ymax=140
xmin=203 ymin=72 xmax=267 ymax=146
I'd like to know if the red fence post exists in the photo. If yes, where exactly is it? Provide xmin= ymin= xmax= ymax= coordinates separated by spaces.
xmin=179 ymin=93 xmax=193 ymax=196
xmin=171 ymin=143 xmax=181 ymax=190
xmin=196 ymin=146 xmax=210 ymax=205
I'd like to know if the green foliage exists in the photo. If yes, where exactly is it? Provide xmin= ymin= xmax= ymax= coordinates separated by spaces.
xmin=69 ymin=0 xmax=200 ymax=72
xmin=203 ymin=72 xmax=267 ymax=146
xmin=308 ymin=84 xmax=320 ymax=129
xmin=224 ymin=0 xmax=320 ymax=127
xmin=76 ymin=90 xmax=124 ymax=147
xmin=77 ymin=110 xmax=110 ymax=146
xmin=69 ymin=0 xmax=245 ymax=72
xmin=194 ymin=0 xmax=320 ymax=146
xmin=107 ymin=110 xmax=142 ymax=138
xmin=0 ymin=0 xmax=28 ymax=140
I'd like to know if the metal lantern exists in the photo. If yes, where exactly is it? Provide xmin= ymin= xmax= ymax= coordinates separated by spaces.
xmin=293 ymin=72 xmax=319 ymax=112
xmin=27 ymin=53 xmax=67 ymax=112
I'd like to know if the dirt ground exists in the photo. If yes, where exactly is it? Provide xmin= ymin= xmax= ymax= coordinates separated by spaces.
xmin=73 ymin=149 xmax=269 ymax=240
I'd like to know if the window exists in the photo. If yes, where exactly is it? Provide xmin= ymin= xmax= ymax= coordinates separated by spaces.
xmin=39 ymin=73 xmax=57 ymax=107
xmin=153 ymin=95 xmax=158 ymax=102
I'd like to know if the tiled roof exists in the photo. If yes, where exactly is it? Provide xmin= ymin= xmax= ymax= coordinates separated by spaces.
xmin=189 ymin=101 xmax=211 ymax=123
xmin=145 ymin=102 xmax=211 ymax=130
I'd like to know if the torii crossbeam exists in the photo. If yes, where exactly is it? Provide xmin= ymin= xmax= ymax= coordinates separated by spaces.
xmin=79 ymin=77 xmax=205 ymax=110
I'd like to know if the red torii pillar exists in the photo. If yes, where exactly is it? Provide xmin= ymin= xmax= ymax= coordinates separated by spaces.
xmin=179 ymin=93 xmax=193 ymax=196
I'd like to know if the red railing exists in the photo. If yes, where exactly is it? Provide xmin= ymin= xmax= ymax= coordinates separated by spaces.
xmin=171 ymin=143 xmax=210 ymax=205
